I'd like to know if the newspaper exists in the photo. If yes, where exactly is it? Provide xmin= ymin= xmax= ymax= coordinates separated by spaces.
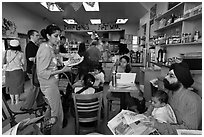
xmin=3 ymin=116 xmax=44 ymax=135
xmin=107 ymin=110 xmax=156 ymax=135
xmin=177 ymin=129 xmax=202 ymax=135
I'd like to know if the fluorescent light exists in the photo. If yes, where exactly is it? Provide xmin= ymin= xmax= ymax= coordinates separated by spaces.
xmin=83 ymin=2 xmax=99 ymax=11
xmin=116 ymin=19 xmax=128 ymax=24
xmin=87 ymin=32 xmax=93 ymax=35
xmin=41 ymin=2 xmax=63 ymax=11
xmin=64 ymin=19 xmax=77 ymax=24
xmin=90 ymin=19 xmax=101 ymax=24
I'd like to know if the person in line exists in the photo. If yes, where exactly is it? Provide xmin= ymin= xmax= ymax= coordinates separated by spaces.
xmin=143 ymin=90 xmax=177 ymax=124
xmin=77 ymin=42 xmax=89 ymax=81
xmin=4 ymin=39 xmax=25 ymax=105
xmin=59 ymin=36 xmax=68 ymax=61
xmin=36 ymin=24 xmax=72 ymax=135
xmin=21 ymin=29 xmax=43 ymax=110
xmin=86 ymin=39 xmax=102 ymax=70
xmin=144 ymin=62 xmax=202 ymax=134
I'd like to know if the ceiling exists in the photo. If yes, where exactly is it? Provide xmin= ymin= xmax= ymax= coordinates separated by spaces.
xmin=16 ymin=2 xmax=154 ymax=27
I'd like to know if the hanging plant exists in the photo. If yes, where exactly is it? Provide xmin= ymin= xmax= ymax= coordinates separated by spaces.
xmin=2 ymin=18 xmax=17 ymax=37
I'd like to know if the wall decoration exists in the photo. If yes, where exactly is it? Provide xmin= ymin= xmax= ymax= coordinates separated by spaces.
xmin=2 ymin=18 xmax=18 ymax=38
xmin=150 ymin=4 xmax=157 ymax=20
xmin=64 ymin=23 xmax=120 ymax=31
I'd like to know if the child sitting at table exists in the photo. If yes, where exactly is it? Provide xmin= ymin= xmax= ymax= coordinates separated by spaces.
xmin=75 ymin=73 xmax=96 ymax=94
xmin=143 ymin=90 xmax=177 ymax=124
xmin=90 ymin=64 xmax=105 ymax=92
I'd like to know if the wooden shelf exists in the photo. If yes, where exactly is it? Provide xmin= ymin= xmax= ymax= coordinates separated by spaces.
xmin=155 ymin=13 xmax=202 ymax=32
xmin=158 ymin=42 xmax=202 ymax=47
xmin=155 ymin=2 xmax=184 ymax=21
xmin=155 ymin=21 xmax=182 ymax=32
xmin=182 ymin=12 xmax=202 ymax=22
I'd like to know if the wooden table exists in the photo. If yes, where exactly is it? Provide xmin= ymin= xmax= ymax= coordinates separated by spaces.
xmin=107 ymin=83 xmax=140 ymax=111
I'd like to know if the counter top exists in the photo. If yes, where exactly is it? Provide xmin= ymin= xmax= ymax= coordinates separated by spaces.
xmin=131 ymin=63 xmax=144 ymax=67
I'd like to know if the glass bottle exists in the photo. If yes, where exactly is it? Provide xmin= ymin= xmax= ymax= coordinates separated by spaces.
xmin=162 ymin=48 xmax=167 ymax=63
xmin=112 ymin=71 xmax=117 ymax=87
xmin=194 ymin=31 xmax=199 ymax=42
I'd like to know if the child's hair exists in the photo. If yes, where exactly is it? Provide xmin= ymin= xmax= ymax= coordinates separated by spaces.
xmin=76 ymin=74 xmax=95 ymax=94
xmin=84 ymin=73 xmax=95 ymax=87
xmin=93 ymin=63 xmax=105 ymax=74
xmin=152 ymin=90 xmax=168 ymax=104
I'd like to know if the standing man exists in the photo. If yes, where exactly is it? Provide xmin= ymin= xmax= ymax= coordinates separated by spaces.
xmin=21 ymin=30 xmax=41 ymax=110
xmin=144 ymin=62 xmax=202 ymax=134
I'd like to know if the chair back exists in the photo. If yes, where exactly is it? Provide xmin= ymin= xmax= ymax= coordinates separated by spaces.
xmin=72 ymin=91 xmax=103 ymax=134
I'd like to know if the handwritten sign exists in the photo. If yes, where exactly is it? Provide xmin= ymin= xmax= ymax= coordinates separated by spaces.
xmin=64 ymin=23 xmax=120 ymax=31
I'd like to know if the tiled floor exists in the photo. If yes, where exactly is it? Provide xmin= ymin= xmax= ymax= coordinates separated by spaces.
xmin=2 ymin=80 xmax=120 ymax=135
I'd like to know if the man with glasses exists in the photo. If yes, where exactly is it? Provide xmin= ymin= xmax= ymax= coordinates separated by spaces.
xmin=144 ymin=62 xmax=202 ymax=134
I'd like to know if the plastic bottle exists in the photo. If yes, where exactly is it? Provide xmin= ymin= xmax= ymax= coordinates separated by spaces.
xmin=112 ymin=71 xmax=117 ymax=87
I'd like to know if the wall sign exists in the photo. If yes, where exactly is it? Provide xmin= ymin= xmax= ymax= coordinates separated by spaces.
xmin=64 ymin=23 xmax=120 ymax=31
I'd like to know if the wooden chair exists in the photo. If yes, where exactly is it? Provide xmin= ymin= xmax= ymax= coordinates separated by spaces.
xmin=72 ymin=91 xmax=103 ymax=135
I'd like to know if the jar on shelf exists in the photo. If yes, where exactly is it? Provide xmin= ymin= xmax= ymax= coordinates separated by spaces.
xmin=181 ymin=33 xmax=185 ymax=43
xmin=194 ymin=31 xmax=200 ymax=42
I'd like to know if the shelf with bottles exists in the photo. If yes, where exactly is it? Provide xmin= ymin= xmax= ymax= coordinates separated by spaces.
xmin=160 ymin=41 xmax=202 ymax=47
xmin=155 ymin=2 xmax=184 ymax=21
xmin=155 ymin=12 xmax=202 ymax=33
xmin=152 ymin=29 xmax=202 ymax=47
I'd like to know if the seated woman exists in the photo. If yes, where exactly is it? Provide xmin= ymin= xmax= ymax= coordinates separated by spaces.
xmin=107 ymin=55 xmax=133 ymax=110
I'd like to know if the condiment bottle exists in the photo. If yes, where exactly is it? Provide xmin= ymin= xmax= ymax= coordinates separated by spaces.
xmin=112 ymin=71 xmax=117 ymax=87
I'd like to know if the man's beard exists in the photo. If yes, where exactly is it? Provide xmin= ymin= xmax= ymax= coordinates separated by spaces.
xmin=163 ymin=78 xmax=181 ymax=91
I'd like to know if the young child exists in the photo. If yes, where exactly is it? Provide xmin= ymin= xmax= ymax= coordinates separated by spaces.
xmin=144 ymin=90 xmax=177 ymax=124
xmin=75 ymin=73 xmax=96 ymax=94
xmin=91 ymin=64 xmax=105 ymax=92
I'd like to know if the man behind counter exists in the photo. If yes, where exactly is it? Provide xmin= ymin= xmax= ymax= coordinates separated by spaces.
xmin=144 ymin=62 xmax=202 ymax=135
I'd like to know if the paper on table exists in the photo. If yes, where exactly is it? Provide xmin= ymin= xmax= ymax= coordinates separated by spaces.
xmin=177 ymin=129 xmax=202 ymax=135
xmin=116 ymin=73 xmax=136 ymax=85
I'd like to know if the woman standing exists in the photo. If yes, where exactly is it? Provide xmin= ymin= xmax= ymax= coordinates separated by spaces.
xmin=36 ymin=24 xmax=71 ymax=134
xmin=4 ymin=39 xmax=25 ymax=105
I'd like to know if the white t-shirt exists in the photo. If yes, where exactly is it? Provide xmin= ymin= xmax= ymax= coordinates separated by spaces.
xmin=152 ymin=104 xmax=177 ymax=123
xmin=94 ymin=72 xmax=105 ymax=86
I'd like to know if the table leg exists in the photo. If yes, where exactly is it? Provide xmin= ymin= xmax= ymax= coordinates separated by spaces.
xmin=120 ymin=93 xmax=126 ymax=110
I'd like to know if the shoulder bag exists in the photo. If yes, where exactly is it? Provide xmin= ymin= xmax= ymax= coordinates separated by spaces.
xmin=32 ymin=61 xmax=40 ymax=87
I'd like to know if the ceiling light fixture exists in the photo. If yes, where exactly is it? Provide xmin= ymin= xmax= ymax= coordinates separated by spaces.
xmin=41 ymin=2 xmax=63 ymax=11
xmin=83 ymin=2 xmax=99 ymax=11
xmin=116 ymin=19 xmax=128 ymax=24
xmin=90 ymin=19 xmax=101 ymax=24
xmin=64 ymin=19 xmax=77 ymax=24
